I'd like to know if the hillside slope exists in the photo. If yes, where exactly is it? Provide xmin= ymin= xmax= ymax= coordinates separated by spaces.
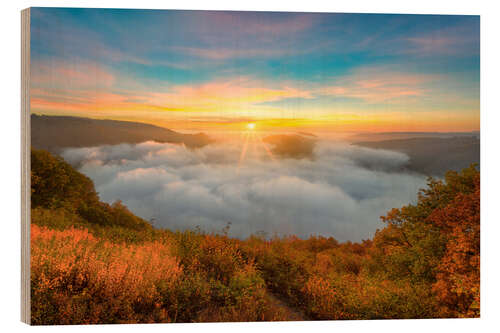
xmin=354 ymin=137 xmax=479 ymax=177
xmin=31 ymin=114 xmax=213 ymax=152
xmin=263 ymin=134 xmax=316 ymax=159
xmin=31 ymin=148 xmax=153 ymax=232
xmin=350 ymin=131 xmax=479 ymax=142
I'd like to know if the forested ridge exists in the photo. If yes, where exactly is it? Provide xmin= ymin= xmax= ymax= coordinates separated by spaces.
xmin=30 ymin=148 xmax=480 ymax=324
xmin=355 ymin=136 xmax=480 ymax=177
xmin=31 ymin=115 xmax=213 ymax=152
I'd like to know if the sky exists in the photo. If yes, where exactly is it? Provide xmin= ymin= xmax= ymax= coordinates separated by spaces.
xmin=30 ymin=8 xmax=480 ymax=133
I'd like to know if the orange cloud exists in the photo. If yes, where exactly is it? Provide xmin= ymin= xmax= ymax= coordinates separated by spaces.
xmin=317 ymin=67 xmax=440 ymax=103
xmin=30 ymin=87 xmax=151 ymax=114
xmin=150 ymin=77 xmax=313 ymax=108
xmin=32 ymin=60 xmax=115 ymax=89
xmin=404 ymin=24 xmax=479 ymax=57
xmin=30 ymin=75 xmax=313 ymax=117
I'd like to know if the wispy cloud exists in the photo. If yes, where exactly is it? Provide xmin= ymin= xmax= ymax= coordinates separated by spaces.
xmin=195 ymin=11 xmax=317 ymax=37
xmin=32 ymin=59 xmax=116 ymax=89
xmin=31 ymin=74 xmax=314 ymax=116
xmin=316 ymin=67 xmax=441 ymax=103
xmin=145 ymin=77 xmax=314 ymax=111
xmin=171 ymin=46 xmax=294 ymax=60
xmin=403 ymin=23 xmax=480 ymax=57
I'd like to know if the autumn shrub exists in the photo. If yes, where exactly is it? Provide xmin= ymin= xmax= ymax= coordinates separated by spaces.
xmin=301 ymin=276 xmax=350 ymax=320
xmin=31 ymin=221 xmax=287 ymax=324
xmin=31 ymin=206 xmax=160 ymax=244
xmin=196 ymin=235 xmax=246 ymax=283
xmin=173 ymin=233 xmax=287 ymax=322
xmin=346 ymin=278 xmax=438 ymax=319
xmin=195 ymin=264 xmax=288 ymax=322
xmin=247 ymin=239 xmax=312 ymax=304
xmin=31 ymin=224 xmax=181 ymax=324
xmin=31 ymin=207 xmax=88 ymax=230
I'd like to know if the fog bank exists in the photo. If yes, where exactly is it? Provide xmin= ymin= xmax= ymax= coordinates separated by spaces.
xmin=62 ymin=140 xmax=427 ymax=242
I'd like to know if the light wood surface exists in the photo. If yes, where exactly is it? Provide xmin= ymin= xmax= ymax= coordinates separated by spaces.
xmin=21 ymin=7 xmax=31 ymax=325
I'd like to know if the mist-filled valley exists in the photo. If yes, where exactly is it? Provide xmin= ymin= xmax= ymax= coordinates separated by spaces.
xmin=31 ymin=114 xmax=479 ymax=242
xmin=61 ymin=137 xmax=429 ymax=242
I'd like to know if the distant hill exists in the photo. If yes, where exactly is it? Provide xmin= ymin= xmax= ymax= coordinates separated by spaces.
xmin=31 ymin=114 xmax=213 ymax=152
xmin=354 ymin=137 xmax=480 ymax=177
xmin=296 ymin=131 xmax=317 ymax=138
xmin=263 ymin=134 xmax=316 ymax=159
xmin=349 ymin=131 xmax=479 ymax=142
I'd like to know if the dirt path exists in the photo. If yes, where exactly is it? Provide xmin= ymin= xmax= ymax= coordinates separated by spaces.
xmin=265 ymin=291 xmax=310 ymax=321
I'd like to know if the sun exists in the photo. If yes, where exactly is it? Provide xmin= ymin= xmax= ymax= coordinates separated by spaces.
xmin=238 ymin=121 xmax=274 ymax=170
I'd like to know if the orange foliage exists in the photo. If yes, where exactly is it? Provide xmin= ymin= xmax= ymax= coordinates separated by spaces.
xmin=301 ymin=276 xmax=347 ymax=320
xmin=31 ymin=224 xmax=288 ymax=324
xmin=429 ymin=174 xmax=480 ymax=317
xmin=31 ymin=224 xmax=181 ymax=324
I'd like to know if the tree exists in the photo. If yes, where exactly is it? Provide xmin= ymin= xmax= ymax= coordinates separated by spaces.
xmin=372 ymin=165 xmax=480 ymax=317
xmin=31 ymin=148 xmax=98 ymax=210
xmin=31 ymin=148 xmax=152 ymax=231
xmin=429 ymin=172 xmax=480 ymax=317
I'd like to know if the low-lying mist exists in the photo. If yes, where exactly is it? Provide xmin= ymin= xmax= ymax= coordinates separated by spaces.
xmin=62 ymin=139 xmax=428 ymax=242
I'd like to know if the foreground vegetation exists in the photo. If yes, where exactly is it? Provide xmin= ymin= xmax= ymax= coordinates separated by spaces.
xmin=30 ymin=148 xmax=480 ymax=324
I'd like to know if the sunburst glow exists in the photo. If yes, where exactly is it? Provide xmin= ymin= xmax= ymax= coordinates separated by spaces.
xmin=247 ymin=123 xmax=256 ymax=130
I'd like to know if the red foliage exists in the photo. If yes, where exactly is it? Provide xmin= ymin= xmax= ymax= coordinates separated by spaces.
xmin=428 ymin=174 xmax=480 ymax=317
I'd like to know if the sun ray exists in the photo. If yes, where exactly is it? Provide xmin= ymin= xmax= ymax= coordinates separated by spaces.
xmin=256 ymin=133 xmax=276 ymax=161
xmin=237 ymin=131 xmax=250 ymax=171
xmin=250 ymin=131 xmax=258 ymax=157
xmin=237 ymin=123 xmax=276 ymax=170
